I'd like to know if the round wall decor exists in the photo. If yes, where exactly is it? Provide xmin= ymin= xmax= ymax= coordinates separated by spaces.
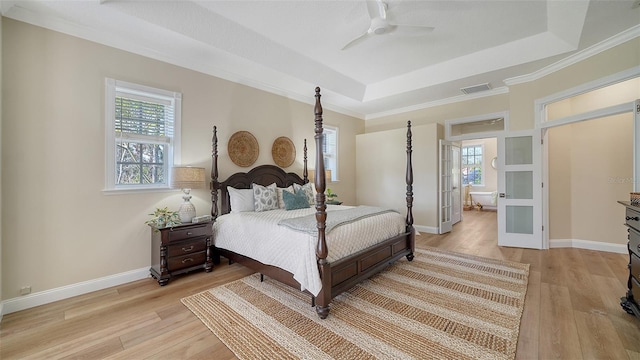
xmin=271 ymin=136 xmax=296 ymax=168
xmin=228 ymin=131 xmax=259 ymax=167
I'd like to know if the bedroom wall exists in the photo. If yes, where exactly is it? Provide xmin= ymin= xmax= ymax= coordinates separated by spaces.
xmin=355 ymin=123 xmax=441 ymax=232
xmin=548 ymin=113 xmax=633 ymax=245
xmin=1 ymin=18 xmax=363 ymax=304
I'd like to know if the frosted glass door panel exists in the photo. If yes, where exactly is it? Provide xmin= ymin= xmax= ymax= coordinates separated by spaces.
xmin=506 ymin=206 xmax=534 ymax=234
xmin=505 ymin=136 xmax=532 ymax=165
xmin=506 ymin=171 xmax=533 ymax=199
xmin=497 ymin=129 xmax=542 ymax=249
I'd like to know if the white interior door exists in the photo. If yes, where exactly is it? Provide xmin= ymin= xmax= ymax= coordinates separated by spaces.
xmin=497 ymin=130 xmax=543 ymax=249
xmin=451 ymin=144 xmax=461 ymax=224
xmin=439 ymin=140 xmax=461 ymax=234
xmin=439 ymin=140 xmax=453 ymax=234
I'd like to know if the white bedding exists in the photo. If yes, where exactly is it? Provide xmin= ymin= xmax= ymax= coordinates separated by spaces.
xmin=212 ymin=205 xmax=406 ymax=296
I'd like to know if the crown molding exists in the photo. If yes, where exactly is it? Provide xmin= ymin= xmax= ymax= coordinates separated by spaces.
xmin=504 ymin=24 xmax=640 ymax=86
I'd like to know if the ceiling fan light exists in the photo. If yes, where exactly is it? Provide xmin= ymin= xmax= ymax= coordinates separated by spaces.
xmin=374 ymin=27 xmax=386 ymax=35
xmin=370 ymin=17 xmax=388 ymax=35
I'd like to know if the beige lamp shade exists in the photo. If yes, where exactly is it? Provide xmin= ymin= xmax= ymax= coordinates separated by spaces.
xmin=171 ymin=167 xmax=206 ymax=189
xmin=308 ymin=169 xmax=332 ymax=181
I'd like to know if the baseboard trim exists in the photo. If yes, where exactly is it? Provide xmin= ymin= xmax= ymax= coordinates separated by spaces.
xmin=1 ymin=267 xmax=149 ymax=316
xmin=549 ymin=238 xmax=628 ymax=254
xmin=414 ymin=225 xmax=439 ymax=234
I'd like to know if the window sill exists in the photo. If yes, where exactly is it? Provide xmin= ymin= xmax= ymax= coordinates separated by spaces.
xmin=102 ymin=187 xmax=175 ymax=196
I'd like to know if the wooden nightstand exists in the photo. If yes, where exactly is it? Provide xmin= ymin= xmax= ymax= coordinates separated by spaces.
xmin=149 ymin=221 xmax=213 ymax=286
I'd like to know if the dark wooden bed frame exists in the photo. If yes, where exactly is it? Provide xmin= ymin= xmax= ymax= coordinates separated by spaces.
xmin=210 ymin=87 xmax=415 ymax=318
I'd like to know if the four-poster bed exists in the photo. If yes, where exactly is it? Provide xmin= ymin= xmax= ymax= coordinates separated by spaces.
xmin=210 ymin=87 xmax=415 ymax=318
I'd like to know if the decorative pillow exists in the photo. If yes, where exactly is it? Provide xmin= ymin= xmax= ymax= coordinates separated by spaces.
xmin=294 ymin=182 xmax=315 ymax=205
xmin=252 ymin=183 xmax=278 ymax=212
xmin=283 ymin=189 xmax=310 ymax=210
xmin=276 ymin=185 xmax=294 ymax=209
xmin=227 ymin=187 xmax=255 ymax=213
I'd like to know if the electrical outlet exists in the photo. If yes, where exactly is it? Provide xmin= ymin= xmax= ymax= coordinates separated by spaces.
xmin=20 ymin=286 xmax=31 ymax=295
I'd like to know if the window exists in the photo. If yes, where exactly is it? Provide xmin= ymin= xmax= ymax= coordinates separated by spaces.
xmin=323 ymin=126 xmax=338 ymax=181
xmin=104 ymin=78 xmax=181 ymax=192
xmin=462 ymin=145 xmax=483 ymax=185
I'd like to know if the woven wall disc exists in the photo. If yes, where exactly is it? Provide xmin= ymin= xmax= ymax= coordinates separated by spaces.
xmin=271 ymin=137 xmax=296 ymax=168
xmin=228 ymin=131 xmax=259 ymax=167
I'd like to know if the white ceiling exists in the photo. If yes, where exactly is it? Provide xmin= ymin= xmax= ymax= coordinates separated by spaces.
xmin=2 ymin=0 xmax=640 ymax=119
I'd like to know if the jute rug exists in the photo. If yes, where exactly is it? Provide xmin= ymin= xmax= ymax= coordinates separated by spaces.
xmin=181 ymin=247 xmax=529 ymax=360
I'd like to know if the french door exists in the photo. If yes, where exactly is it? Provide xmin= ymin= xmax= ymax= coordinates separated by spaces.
xmin=439 ymin=140 xmax=461 ymax=234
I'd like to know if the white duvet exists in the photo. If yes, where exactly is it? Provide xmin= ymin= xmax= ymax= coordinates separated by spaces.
xmin=212 ymin=205 xmax=406 ymax=296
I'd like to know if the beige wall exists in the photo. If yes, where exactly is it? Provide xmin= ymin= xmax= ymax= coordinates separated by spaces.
xmin=1 ymin=18 xmax=363 ymax=300
xmin=548 ymin=113 xmax=633 ymax=245
xmin=356 ymin=123 xmax=441 ymax=230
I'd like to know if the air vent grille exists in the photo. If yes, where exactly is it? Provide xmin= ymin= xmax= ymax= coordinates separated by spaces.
xmin=460 ymin=83 xmax=492 ymax=95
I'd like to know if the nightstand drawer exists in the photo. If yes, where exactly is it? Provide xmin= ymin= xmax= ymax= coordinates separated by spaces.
xmin=631 ymin=252 xmax=640 ymax=283
xmin=167 ymin=238 xmax=208 ymax=257
xmin=629 ymin=227 xmax=640 ymax=257
xmin=626 ymin=207 xmax=640 ymax=230
xmin=168 ymin=251 xmax=207 ymax=271
xmin=168 ymin=226 xmax=211 ymax=242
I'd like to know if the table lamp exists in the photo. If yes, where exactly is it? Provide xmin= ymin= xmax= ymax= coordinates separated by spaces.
xmin=171 ymin=166 xmax=206 ymax=223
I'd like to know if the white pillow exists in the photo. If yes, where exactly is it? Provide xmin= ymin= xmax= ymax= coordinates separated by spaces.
xmin=227 ymin=187 xmax=255 ymax=213
xmin=253 ymin=183 xmax=278 ymax=212
xmin=276 ymin=185 xmax=294 ymax=209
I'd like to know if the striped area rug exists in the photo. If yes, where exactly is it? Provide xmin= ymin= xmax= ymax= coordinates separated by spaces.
xmin=181 ymin=247 xmax=529 ymax=360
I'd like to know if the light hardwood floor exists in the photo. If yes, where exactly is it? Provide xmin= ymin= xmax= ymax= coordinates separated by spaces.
xmin=1 ymin=210 xmax=639 ymax=359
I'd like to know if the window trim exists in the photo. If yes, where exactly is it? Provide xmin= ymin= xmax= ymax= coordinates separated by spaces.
xmin=103 ymin=78 xmax=182 ymax=194
xmin=322 ymin=125 xmax=339 ymax=182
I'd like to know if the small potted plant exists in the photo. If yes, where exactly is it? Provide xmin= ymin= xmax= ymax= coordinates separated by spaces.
xmin=145 ymin=207 xmax=182 ymax=229
xmin=326 ymin=188 xmax=340 ymax=205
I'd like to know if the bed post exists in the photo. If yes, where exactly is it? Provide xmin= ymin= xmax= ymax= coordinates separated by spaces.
xmin=406 ymin=121 xmax=415 ymax=260
xmin=303 ymin=139 xmax=308 ymax=183
xmin=211 ymin=126 xmax=219 ymax=219
xmin=313 ymin=87 xmax=330 ymax=319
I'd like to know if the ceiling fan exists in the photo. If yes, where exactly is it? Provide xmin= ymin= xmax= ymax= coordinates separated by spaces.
xmin=341 ymin=0 xmax=434 ymax=50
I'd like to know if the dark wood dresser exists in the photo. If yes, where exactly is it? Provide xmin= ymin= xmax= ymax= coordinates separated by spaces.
xmin=149 ymin=221 xmax=213 ymax=286
xmin=618 ymin=201 xmax=640 ymax=317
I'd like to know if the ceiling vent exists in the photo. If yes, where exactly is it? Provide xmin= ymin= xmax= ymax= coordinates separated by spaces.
xmin=460 ymin=83 xmax=492 ymax=95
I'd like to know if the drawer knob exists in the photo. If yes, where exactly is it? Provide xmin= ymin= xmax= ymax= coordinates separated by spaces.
xmin=182 ymin=245 xmax=194 ymax=252
xmin=626 ymin=216 xmax=639 ymax=221
xmin=182 ymin=258 xmax=194 ymax=264
xmin=186 ymin=231 xmax=193 ymax=236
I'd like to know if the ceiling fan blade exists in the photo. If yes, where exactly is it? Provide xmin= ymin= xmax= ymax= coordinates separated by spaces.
xmin=341 ymin=31 xmax=371 ymax=50
xmin=391 ymin=24 xmax=435 ymax=36
xmin=366 ymin=0 xmax=387 ymax=20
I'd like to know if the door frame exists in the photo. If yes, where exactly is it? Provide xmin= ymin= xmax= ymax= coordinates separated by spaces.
xmin=534 ymin=67 xmax=640 ymax=249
